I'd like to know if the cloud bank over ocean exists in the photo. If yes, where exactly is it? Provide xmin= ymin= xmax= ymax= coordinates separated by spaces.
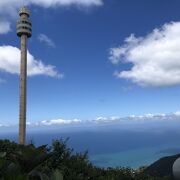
xmin=1 ymin=111 xmax=180 ymax=132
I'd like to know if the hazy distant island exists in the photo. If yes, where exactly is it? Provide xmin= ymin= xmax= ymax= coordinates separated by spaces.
xmin=0 ymin=139 xmax=177 ymax=180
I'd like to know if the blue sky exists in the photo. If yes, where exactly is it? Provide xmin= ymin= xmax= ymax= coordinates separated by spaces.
xmin=1 ymin=0 xmax=180 ymax=126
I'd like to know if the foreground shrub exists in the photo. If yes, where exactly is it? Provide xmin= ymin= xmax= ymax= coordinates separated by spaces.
xmin=0 ymin=139 xmax=171 ymax=180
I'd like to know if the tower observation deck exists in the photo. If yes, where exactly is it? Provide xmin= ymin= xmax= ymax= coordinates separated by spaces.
xmin=17 ymin=7 xmax=32 ymax=38
xmin=16 ymin=6 xmax=32 ymax=145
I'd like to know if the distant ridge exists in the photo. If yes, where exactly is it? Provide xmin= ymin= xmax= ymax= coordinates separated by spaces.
xmin=145 ymin=154 xmax=180 ymax=178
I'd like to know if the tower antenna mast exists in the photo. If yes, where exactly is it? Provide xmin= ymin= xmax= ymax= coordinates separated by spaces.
xmin=22 ymin=0 xmax=25 ymax=6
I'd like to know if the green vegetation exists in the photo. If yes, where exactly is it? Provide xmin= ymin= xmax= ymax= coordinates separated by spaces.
xmin=0 ymin=139 xmax=171 ymax=180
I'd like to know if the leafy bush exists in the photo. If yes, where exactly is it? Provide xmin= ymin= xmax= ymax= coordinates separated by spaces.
xmin=0 ymin=140 xmax=171 ymax=180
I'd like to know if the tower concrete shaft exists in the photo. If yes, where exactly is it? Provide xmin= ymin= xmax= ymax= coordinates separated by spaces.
xmin=17 ymin=6 xmax=32 ymax=145
xmin=19 ymin=34 xmax=27 ymax=145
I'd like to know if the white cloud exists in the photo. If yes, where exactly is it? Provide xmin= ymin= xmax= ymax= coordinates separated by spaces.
xmin=23 ymin=112 xmax=180 ymax=127
xmin=0 ymin=1 xmax=20 ymax=17
xmin=29 ymin=0 xmax=103 ymax=7
xmin=38 ymin=34 xmax=55 ymax=48
xmin=0 ymin=0 xmax=103 ymax=36
xmin=93 ymin=113 xmax=180 ymax=124
xmin=39 ymin=119 xmax=82 ymax=126
xmin=2 ymin=111 xmax=180 ymax=128
xmin=94 ymin=116 xmax=120 ymax=123
xmin=0 ymin=0 xmax=103 ymax=16
xmin=174 ymin=111 xmax=180 ymax=116
xmin=39 ymin=113 xmax=180 ymax=126
xmin=0 ymin=21 xmax=11 ymax=34
xmin=0 ymin=45 xmax=62 ymax=78
xmin=110 ymin=22 xmax=180 ymax=87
